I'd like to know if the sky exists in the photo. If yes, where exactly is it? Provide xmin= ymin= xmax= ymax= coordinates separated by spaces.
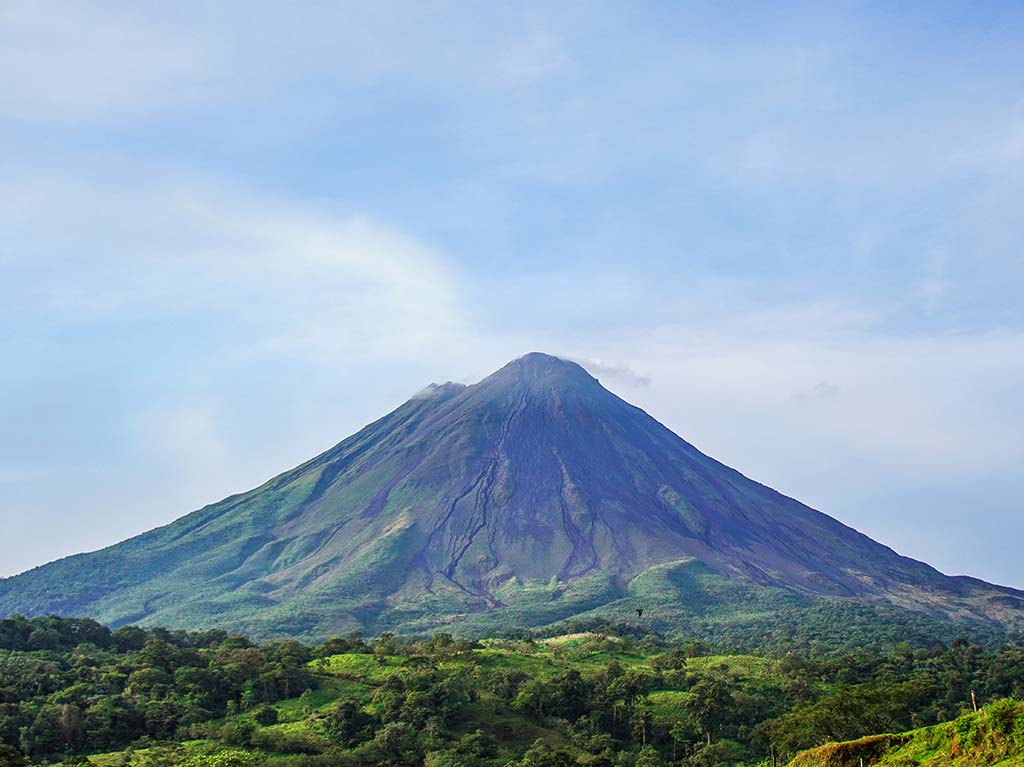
xmin=1 ymin=2 xmax=1022 ymax=586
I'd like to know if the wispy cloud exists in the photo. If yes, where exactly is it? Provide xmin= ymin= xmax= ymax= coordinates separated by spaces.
xmin=0 ymin=172 xmax=467 ymax=364
xmin=572 ymin=357 xmax=651 ymax=387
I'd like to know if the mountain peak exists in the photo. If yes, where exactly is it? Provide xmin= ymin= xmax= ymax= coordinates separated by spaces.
xmin=3 ymin=353 xmax=1022 ymax=643
xmin=484 ymin=352 xmax=597 ymax=391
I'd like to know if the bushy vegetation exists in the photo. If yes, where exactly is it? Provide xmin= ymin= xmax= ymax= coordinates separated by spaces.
xmin=2 ymin=616 xmax=1024 ymax=766
xmin=789 ymin=699 xmax=1024 ymax=766
xmin=0 ymin=616 xmax=314 ymax=760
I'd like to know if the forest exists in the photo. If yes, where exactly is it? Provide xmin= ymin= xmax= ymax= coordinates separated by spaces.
xmin=2 ymin=615 xmax=1024 ymax=767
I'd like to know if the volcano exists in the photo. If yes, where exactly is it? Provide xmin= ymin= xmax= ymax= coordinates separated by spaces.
xmin=2 ymin=353 xmax=1021 ymax=643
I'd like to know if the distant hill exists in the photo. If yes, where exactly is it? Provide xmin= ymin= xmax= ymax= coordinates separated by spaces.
xmin=1 ymin=352 xmax=1022 ymax=643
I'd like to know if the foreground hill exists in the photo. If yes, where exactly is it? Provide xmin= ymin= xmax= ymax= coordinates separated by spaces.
xmin=789 ymin=701 xmax=1024 ymax=766
xmin=1 ymin=353 xmax=1022 ymax=642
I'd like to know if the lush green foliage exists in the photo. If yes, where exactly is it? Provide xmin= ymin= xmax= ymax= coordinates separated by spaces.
xmin=0 ymin=616 xmax=314 ymax=760
xmin=4 ymin=617 xmax=1024 ymax=766
xmin=789 ymin=699 xmax=1024 ymax=766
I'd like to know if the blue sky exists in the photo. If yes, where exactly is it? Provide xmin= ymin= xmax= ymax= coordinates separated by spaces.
xmin=1 ymin=2 xmax=1022 ymax=586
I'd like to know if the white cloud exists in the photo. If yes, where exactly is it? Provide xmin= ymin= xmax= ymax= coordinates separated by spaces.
xmin=0 ymin=172 xmax=467 ymax=365
xmin=572 ymin=356 xmax=650 ymax=387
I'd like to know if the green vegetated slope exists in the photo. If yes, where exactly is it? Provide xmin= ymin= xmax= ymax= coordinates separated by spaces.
xmin=3 ymin=354 xmax=1024 ymax=644
xmin=789 ymin=700 xmax=1024 ymax=766
xmin=5 ymin=615 xmax=1024 ymax=767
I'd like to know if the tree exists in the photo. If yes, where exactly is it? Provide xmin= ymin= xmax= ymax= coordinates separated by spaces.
xmin=514 ymin=679 xmax=551 ymax=719
xmin=82 ymin=696 xmax=145 ymax=750
xmin=423 ymin=751 xmax=474 ymax=767
xmin=635 ymin=745 xmax=665 ymax=767
xmin=324 ymin=698 xmax=374 ymax=747
xmin=252 ymin=705 xmax=278 ymax=726
xmin=372 ymin=722 xmax=420 ymax=766
xmin=219 ymin=719 xmax=255 ymax=747
xmin=26 ymin=629 xmax=61 ymax=653
xmin=372 ymin=633 xmax=398 ymax=659
xmin=652 ymin=648 xmax=688 ymax=672
xmin=631 ymin=708 xmax=654 ymax=747
xmin=58 ymin=704 xmax=83 ymax=749
xmin=515 ymin=739 xmax=575 ymax=767
xmin=0 ymin=743 xmax=27 ymax=767
xmin=20 ymin=706 xmax=63 ymax=756
xmin=683 ymin=640 xmax=706 ymax=659
xmin=127 ymin=667 xmax=171 ymax=696
xmin=455 ymin=729 xmax=499 ymax=758
xmin=683 ymin=680 xmax=732 ymax=745
xmin=143 ymin=700 xmax=180 ymax=739
xmin=553 ymin=669 xmax=590 ymax=720
xmin=670 ymin=718 xmax=698 ymax=761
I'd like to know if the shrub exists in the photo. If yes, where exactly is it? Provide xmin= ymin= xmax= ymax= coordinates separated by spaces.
xmin=252 ymin=706 xmax=278 ymax=727
xmin=219 ymin=720 xmax=256 ymax=747
xmin=250 ymin=727 xmax=323 ymax=755
xmin=986 ymin=698 xmax=1020 ymax=737
xmin=178 ymin=749 xmax=257 ymax=767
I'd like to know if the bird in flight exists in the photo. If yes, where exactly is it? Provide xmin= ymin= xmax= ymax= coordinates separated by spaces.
xmin=636 ymin=607 xmax=644 ymax=618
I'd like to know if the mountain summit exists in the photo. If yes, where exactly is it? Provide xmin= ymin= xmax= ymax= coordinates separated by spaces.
xmin=2 ymin=353 xmax=1021 ymax=642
